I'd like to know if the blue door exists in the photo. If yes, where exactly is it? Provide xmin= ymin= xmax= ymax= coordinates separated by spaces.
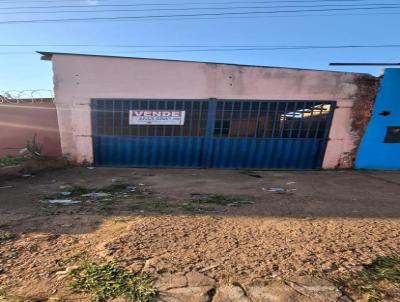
xmin=92 ymin=99 xmax=335 ymax=169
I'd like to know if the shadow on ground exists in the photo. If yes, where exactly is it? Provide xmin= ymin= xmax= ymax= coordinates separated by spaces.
xmin=1 ymin=167 xmax=400 ymax=301
xmin=1 ymin=167 xmax=400 ymax=235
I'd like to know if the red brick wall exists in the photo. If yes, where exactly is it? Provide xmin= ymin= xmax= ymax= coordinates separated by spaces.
xmin=0 ymin=101 xmax=61 ymax=157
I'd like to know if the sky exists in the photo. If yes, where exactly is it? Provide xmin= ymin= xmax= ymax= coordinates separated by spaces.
xmin=1 ymin=0 xmax=400 ymax=97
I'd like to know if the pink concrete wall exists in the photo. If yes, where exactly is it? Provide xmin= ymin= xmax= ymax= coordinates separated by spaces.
xmin=0 ymin=101 xmax=61 ymax=157
xmin=50 ymin=54 xmax=368 ymax=168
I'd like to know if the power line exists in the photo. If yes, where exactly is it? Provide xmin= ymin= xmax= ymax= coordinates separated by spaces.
xmin=0 ymin=0 xmax=387 ymax=7
xmin=128 ymin=45 xmax=400 ymax=53
xmin=149 ymin=9 xmax=400 ymax=21
xmin=2 ymin=44 xmax=400 ymax=48
xmin=2 ymin=3 xmax=399 ymax=15
xmin=0 ymin=0 xmax=395 ymax=10
xmin=2 ymin=44 xmax=400 ymax=55
xmin=2 ymin=9 xmax=398 ymax=26
xmin=1 ymin=6 xmax=400 ymax=24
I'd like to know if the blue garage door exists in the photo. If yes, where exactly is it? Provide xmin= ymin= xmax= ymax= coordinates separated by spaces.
xmin=92 ymin=99 xmax=335 ymax=169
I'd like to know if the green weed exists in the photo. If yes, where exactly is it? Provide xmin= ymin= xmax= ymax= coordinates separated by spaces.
xmin=334 ymin=255 xmax=400 ymax=302
xmin=0 ymin=156 xmax=28 ymax=167
xmin=67 ymin=186 xmax=91 ymax=195
xmin=0 ymin=288 xmax=7 ymax=300
xmin=127 ymin=200 xmax=171 ymax=214
xmin=0 ymin=230 xmax=15 ymax=241
xmin=202 ymin=194 xmax=241 ymax=205
xmin=97 ymin=202 xmax=113 ymax=214
xmin=182 ymin=204 xmax=214 ymax=213
xmin=69 ymin=262 xmax=156 ymax=302
xmin=57 ymin=251 xmax=83 ymax=267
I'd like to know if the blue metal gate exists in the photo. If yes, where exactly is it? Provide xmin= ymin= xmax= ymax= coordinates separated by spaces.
xmin=92 ymin=99 xmax=335 ymax=169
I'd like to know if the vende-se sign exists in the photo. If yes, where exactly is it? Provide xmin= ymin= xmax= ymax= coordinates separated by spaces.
xmin=129 ymin=110 xmax=186 ymax=125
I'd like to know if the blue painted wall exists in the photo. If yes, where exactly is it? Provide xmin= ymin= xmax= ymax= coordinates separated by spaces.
xmin=356 ymin=68 xmax=400 ymax=170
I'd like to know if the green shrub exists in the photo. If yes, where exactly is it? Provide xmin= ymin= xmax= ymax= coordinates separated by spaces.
xmin=69 ymin=262 xmax=156 ymax=302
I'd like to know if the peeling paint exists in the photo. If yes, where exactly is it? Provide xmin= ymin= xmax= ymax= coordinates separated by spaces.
xmin=347 ymin=75 xmax=380 ymax=167
xmin=48 ymin=54 xmax=378 ymax=168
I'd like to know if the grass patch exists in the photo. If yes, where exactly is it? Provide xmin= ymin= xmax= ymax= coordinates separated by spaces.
xmin=0 ymin=230 xmax=15 ymax=241
xmin=197 ymin=194 xmax=253 ymax=206
xmin=69 ymin=262 xmax=156 ymax=302
xmin=57 ymin=251 xmax=83 ymax=267
xmin=0 ymin=156 xmax=28 ymax=167
xmin=0 ymin=288 xmax=7 ymax=300
xmin=67 ymin=186 xmax=91 ymax=195
xmin=182 ymin=204 xmax=214 ymax=213
xmin=334 ymin=255 xmax=400 ymax=302
xmin=97 ymin=200 xmax=115 ymax=214
xmin=202 ymin=194 xmax=241 ymax=205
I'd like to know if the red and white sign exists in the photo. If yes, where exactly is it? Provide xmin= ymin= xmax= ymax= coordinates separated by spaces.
xmin=129 ymin=110 xmax=186 ymax=125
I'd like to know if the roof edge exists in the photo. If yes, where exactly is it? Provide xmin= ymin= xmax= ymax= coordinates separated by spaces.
xmin=38 ymin=51 xmax=53 ymax=61
xmin=36 ymin=51 xmax=375 ymax=76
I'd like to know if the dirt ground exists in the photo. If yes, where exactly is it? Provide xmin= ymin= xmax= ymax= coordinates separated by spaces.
xmin=0 ymin=167 xmax=400 ymax=301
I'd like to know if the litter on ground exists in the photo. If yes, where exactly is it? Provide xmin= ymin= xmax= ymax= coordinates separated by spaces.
xmin=59 ymin=185 xmax=72 ymax=189
xmin=45 ymin=199 xmax=81 ymax=205
xmin=265 ymin=187 xmax=286 ymax=193
xmin=227 ymin=201 xmax=255 ymax=207
xmin=263 ymin=187 xmax=297 ymax=194
xmin=81 ymin=192 xmax=111 ymax=198
xmin=41 ymin=183 xmax=141 ymax=206
xmin=59 ymin=192 xmax=72 ymax=196
xmin=126 ymin=186 xmax=137 ymax=192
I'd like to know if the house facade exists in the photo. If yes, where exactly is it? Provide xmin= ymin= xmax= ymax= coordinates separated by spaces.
xmin=356 ymin=68 xmax=400 ymax=170
xmin=40 ymin=51 xmax=378 ymax=169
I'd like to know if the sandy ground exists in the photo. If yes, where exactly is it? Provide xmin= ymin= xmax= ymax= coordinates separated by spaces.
xmin=0 ymin=167 xmax=400 ymax=300
xmin=105 ymin=216 xmax=399 ymax=281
